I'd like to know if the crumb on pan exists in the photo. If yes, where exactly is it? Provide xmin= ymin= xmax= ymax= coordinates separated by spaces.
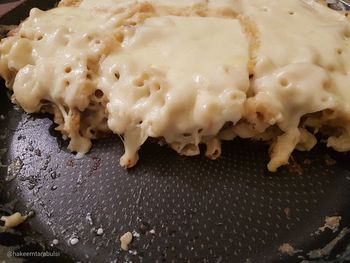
xmin=278 ymin=243 xmax=297 ymax=256
xmin=0 ymin=212 xmax=27 ymax=230
xmin=120 ymin=231 xmax=133 ymax=251
xmin=319 ymin=216 xmax=342 ymax=233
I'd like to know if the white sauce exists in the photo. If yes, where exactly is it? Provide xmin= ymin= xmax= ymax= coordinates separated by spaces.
xmin=1 ymin=0 xmax=350 ymax=171
xmin=101 ymin=15 xmax=249 ymax=166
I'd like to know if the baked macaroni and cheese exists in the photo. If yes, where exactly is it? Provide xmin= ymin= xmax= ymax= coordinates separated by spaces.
xmin=1 ymin=0 xmax=349 ymax=171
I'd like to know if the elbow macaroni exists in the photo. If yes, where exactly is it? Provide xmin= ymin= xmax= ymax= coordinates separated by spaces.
xmin=1 ymin=0 xmax=350 ymax=171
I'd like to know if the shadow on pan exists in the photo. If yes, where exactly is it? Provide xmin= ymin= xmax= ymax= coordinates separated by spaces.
xmin=1 ymin=1 xmax=350 ymax=262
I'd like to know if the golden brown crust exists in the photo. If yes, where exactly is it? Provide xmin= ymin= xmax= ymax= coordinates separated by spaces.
xmin=58 ymin=0 xmax=82 ymax=7
xmin=237 ymin=15 xmax=260 ymax=75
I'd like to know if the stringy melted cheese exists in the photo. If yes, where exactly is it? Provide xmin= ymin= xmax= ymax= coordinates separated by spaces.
xmin=1 ymin=0 xmax=350 ymax=171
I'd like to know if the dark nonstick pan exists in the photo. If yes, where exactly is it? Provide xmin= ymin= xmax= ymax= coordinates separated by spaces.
xmin=1 ymin=1 xmax=350 ymax=262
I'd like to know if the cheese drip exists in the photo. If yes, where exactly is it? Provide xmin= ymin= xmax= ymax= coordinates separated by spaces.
xmin=100 ymin=16 xmax=249 ymax=167
xmin=239 ymin=0 xmax=350 ymax=171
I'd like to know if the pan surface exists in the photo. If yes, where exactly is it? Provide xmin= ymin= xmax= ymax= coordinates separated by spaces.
xmin=1 ymin=1 xmax=350 ymax=262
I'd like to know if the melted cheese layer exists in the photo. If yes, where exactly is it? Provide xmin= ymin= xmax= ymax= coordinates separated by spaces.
xmin=100 ymin=16 xmax=249 ymax=166
xmin=1 ymin=0 xmax=350 ymax=171
xmin=238 ymin=0 xmax=350 ymax=170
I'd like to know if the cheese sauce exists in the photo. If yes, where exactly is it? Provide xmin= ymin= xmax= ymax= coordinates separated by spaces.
xmin=100 ymin=16 xmax=249 ymax=166
xmin=1 ymin=0 xmax=350 ymax=171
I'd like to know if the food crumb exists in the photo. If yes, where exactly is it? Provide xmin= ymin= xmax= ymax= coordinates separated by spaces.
xmin=6 ymin=157 xmax=23 ymax=181
xmin=287 ymin=156 xmax=303 ymax=175
xmin=284 ymin=208 xmax=291 ymax=219
xmin=132 ymin=230 xmax=140 ymax=238
xmin=278 ymin=243 xmax=296 ymax=256
xmin=86 ymin=212 xmax=93 ymax=225
xmin=97 ymin=228 xmax=104 ymax=235
xmin=324 ymin=155 xmax=336 ymax=166
xmin=66 ymin=160 xmax=75 ymax=167
xmin=69 ymin=237 xmax=79 ymax=246
xmin=34 ymin=149 xmax=41 ymax=157
xmin=319 ymin=216 xmax=341 ymax=233
xmin=120 ymin=231 xmax=133 ymax=251
xmin=149 ymin=229 xmax=156 ymax=234
xmin=27 ymin=210 xmax=35 ymax=218
xmin=0 ymin=212 xmax=27 ymax=230
xmin=52 ymin=239 xmax=59 ymax=245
